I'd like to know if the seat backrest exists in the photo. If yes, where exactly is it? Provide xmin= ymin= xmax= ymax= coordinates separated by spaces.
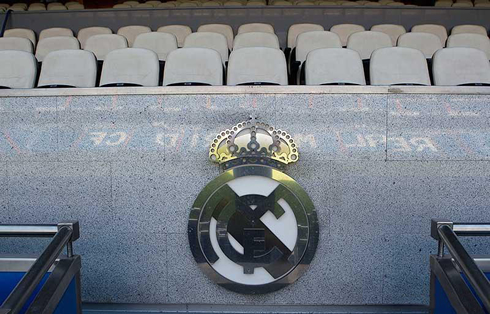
xmin=287 ymin=23 xmax=324 ymax=48
xmin=397 ymin=32 xmax=443 ymax=58
xmin=136 ymin=3 xmax=153 ymax=6
xmin=113 ymin=4 xmax=132 ymax=8
xmin=28 ymin=5 xmax=46 ymax=10
xmin=371 ymin=24 xmax=406 ymax=46
xmin=133 ymin=32 xmax=178 ymax=61
xmin=117 ymin=25 xmax=152 ymax=47
xmin=370 ymin=47 xmax=430 ymax=85
xmin=451 ymin=24 xmax=488 ymax=36
xmin=183 ymin=32 xmax=229 ymax=64
xmin=100 ymin=48 xmax=159 ymax=87
xmin=346 ymin=31 xmax=392 ymax=60
xmin=48 ymin=5 xmax=67 ymax=10
xmin=227 ymin=47 xmax=287 ymax=85
xmin=446 ymin=33 xmax=490 ymax=60
xmin=411 ymin=24 xmax=448 ymax=46
xmin=39 ymin=27 xmax=74 ymax=41
xmin=35 ymin=36 xmax=80 ymax=62
xmin=432 ymin=47 xmax=490 ymax=85
xmin=233 ymin=32 xmax=280 ymax=50
xmin=295 ymin=31 xmax=342 ymax=64
xmin=77 ymin=26 xmax=112 ymax=49
xmin=330 ymin=24 xmax=365 ymax=46
xmin=123 ymin=0 xmax=140 ymax=6
xmin=38 ymin=50 xmax=97 ymax=88
xmin=201 ymin=1 xmax=221 ymax=6
xmin=0 ymin=37 xmax=33 ymax=53
xmin=157 ymin=25 xmax=192 ymax=47
xmin=84 ymin=34 xmax=128 ymax=61
xmin=0 ymin=50 xmax=37 ymax=88
xmin=305 ymin=48 xmax=365 ymax=85
xmin=237 ymin=23 xmax=275 ymax=34
xmin=197 ymin=24 xmax=234 ymax=50
xmin=4 ymin=28 xmax=37 ymax=47
xmin=163 ymin=48 xmax=223 ymax=86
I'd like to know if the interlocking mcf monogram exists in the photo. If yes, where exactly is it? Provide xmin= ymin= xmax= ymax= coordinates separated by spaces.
xmin=188 ymin=117 xmax=318 ymax=294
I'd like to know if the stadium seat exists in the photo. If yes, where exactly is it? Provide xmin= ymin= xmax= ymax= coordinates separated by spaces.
xmin=371 ymin=24 xmax=406 ymax=46
xmin=113 ymin=4 xmax=132 ymax=8
xmin=158 ymin=2 xmax=177 ymax=6
xmin=0 ymin=37 xmax=33 ymax=53
xmin=411 ymin=24 xmax=448 ymax=46
xmin=146 ymin=0 xmax=162 ymax=5
xmin=233 ymin=32 xmax=280 ymax=50
xmin=133 ymin=32 xmax=178 ymax=61
xmin=304 ymin=48 xmax=366 ymax=85
xmin=35 ymin=36 xmax=80 ymax=62
xmin=157 ymin=25 xmax=192 ymax=47
xmin=84 ymin=34 xmax=128 ymax=61
xmin=38 ymin=50 xmax=97 ymax=88
xmin=272 ymin=1 xmax=293 ymax=5
xmin=451 ymin=25 xmax=488 ymax=36
xmin=39 ymin=28 xmax=74 ymax=41
xmin=123 ymin=0 xmax=140 ymax=6
xmin=346 ymin=31 xmax=392 ymax=60
xmin=227 ymin=47 xmax=287 ymax=85
xmin=223 ymin=1 xmax=243 ymax=5
xmin=46 ymin=2 xmax=63 ymax=8
xmin=179 ymin=2 xmax=200 ymax=6
xmin=28 ymin=5 xmax=46 ymax=10
xmin=4 ymin=28 xmax=36 ymax=47
xmin=237 ymin=23 xmax=275 ymax=34
xmin=447 ymin=33 xmax=490 ymax=60
xmin=77 ymin=27 xmax=113 ymax=49
xmin=117 ymin=25 xmax=152 ymax=47
xmin=451 ymin=2 xmax=473 ymax=6
xmin=163 ymin=48 xmax=223 ymax=86
xmin=136 ymin=3 xmax=154 ymax=7
xmin=330 ymin=24 xmax=365 ymax=46
xmin=287 ymin=23 xmax=324 ymax=49
xmin=295 ymin=31 xmax=342 ymax=64
xmin=432 ymin=47 xmax=490 ymax=86
xmin=370 ymin=47 xmax=430 ymax=85
xmin=100 ymin=48 xmax=159 ymax=87
xmin=184 ymin=32 xmax=229 ymax=64
xmin=0 ymin=51 xmax=37 ymax=89
xmin=48 ymin=5 xmax=67 ymax=10
xmin=435 ymin=1 xmax=452 ymax=6
xmin=201 ymin=1 xmax=222 ymax=6
xmin=397 ymin=32 xmax=443 ymax=58
xmin=197 ymin=24 xmax=234 ymax=50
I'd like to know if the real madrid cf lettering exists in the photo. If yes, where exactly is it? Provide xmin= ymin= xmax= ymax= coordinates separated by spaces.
xmin=188 ymin=117 xmax=318 ymax=293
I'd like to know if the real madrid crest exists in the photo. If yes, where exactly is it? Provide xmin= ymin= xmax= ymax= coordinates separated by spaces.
xmin=188 ymin=117 xmax=318 ymax=294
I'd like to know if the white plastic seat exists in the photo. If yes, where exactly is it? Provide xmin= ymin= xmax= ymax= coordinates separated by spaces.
xmin=146 ymin=0 xmax=162 ymax=5
xmin=227 ymin=47 xmax=287 ymax=85
xmin=133 ymin=32 xmax=178 ymax=61
xmin=451 ymin=2 xmax=473 ymax=6
xmin=113 ymin=4 xmax=132 ymax=8
xmin=123 ymin=0 xmax=140 ymax=6
xmin=48 ymin=5 xmax=67 ymax=10
xmin=46 ymin=2 xmax=63 ymax=8
xmin=201 ymin=1 xmax=221 ymax=6
xmin=4 ymin=29 xmax=36 ymax=47
xmin=157 ymin=25 xmax=192 ymax=47
xmin=295 ymin=31 xmax=342 ymax=64
xmin=100 ymin=48 xmax=159 ymax=87
xmin=432 ymin=47 xmax=490 ymax=86
xmin=233 ymin=32 xmax=280 ymax=50
xmin=84 ymin=34 xmax=128 ymax=61
xmin=397 ymin=32 xmax=443 ymax=59
xmin=272 ymin=1 xmax=293 ymax=5
xmin=371 ymin=24 xmax=406 ymax=46
xmin=287 ymin=23 xmax=324 ymax=49
xmin=179 ymin=1 xmax=200 ymax=6
xmin=184 ymin=32 xmax=229 ymax=64
xmin=346 ymin=31 xmax=392 ymax=60
xmin=35 ymin=36 xmax=80 ymax=62
xmin=65 ymin=2 xmax=81 ymax=6
xmin=28 ymin=5 xmax=46 ymax=10
xmin=136 ymin=3 xmax=154 ymax=6
xmin=330 ymin=24 xmax=365 ymax=46
xmin=411 ymin=24 xmax=448 ymax=46
xmin=305 ymin=48 xmax=365 ymax=85
xmin=39 ymin=28 xmax=74 ymax=41
xmin=11 ymin=2 xmax=27 ymax=9
xmin=0 ymin=37 xmax=33 ymax=53
xmin=77 ymin=27 xmax=113 ymax=49
xmin=163 ymin=48 xmax=223 ymax=86
xmin=158 ymin=2 xmax=177 ymax=6
xmin=0 ymin=51 xmax=37 ymax=88
xmin=8 ymin=6 xmax=25 ymax=11
xmin=370 ymin=47 xmax=430 ymax=86
xmin=451 ymin=25 xmax=488 ymax=36
xmin=197 ymin=24 xmax=234 ymax=50
xmin=447 ymin=33 xmax=490 ymax=60
xmin=117 ymin=25 xmax=152 ymax=47
xmin=38 ymin=50 xmax=97 ymax=88
xmin=237 ymin=23 xmax=275 ymax=34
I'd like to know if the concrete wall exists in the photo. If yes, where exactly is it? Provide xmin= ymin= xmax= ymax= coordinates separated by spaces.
xmin=1 ymin=88 xmax=490 ymax=305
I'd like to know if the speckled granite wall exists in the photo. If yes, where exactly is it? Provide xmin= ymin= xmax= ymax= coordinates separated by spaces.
xmin=1 ymin=93 xmax=489 ymax=305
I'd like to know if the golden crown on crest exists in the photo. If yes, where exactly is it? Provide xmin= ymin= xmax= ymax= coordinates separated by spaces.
xmin=209 ymin=116 xmax=299 ymax=169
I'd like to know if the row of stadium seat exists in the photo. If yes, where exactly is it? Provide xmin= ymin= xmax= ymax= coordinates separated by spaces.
xmin=0 ymin=1 xmax=84 ymax=11
xmin=0 ymin=46 xmax=489 ymax=88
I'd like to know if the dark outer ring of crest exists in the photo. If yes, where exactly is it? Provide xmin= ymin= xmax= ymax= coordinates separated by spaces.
xmin=188 ymin=165 xmax=319 ymax=294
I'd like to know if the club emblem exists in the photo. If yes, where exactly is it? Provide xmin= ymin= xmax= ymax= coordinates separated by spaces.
xmin=188 ymin=117 xmax=318 ymax=294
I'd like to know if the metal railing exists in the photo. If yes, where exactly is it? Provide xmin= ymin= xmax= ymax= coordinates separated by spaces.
xmin=430 ymin=219 xmax=490 ymax=314
xmin=0 ymin=221 xmax=81 ymax=314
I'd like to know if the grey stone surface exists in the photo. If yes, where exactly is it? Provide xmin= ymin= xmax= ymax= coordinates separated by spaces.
xmin=1 ymin=92 xmax=490 ymax=305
